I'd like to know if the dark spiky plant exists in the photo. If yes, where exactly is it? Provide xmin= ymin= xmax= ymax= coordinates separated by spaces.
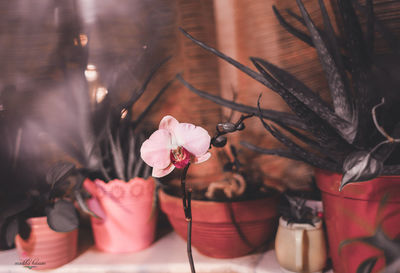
xmin=178 ymin=0 xmax=400 ymax=190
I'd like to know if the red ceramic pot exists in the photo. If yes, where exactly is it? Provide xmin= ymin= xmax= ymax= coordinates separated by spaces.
xmin=159 ymin=188 xmax=279 ymax=258
xmin=14 ymin=216 xmax=78 ymax=270
xmin=84 ymin=177 xmax=157 ymax=253
xmin=315 ymin=170 xmax=400 ymax=273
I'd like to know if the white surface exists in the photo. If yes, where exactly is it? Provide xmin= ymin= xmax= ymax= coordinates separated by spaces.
xmin=0 ymin=232 xmax=333 ymax=273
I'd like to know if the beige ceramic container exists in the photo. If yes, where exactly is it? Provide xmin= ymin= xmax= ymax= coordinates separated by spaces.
xmin=275 ymin=217 xmax=327 ymax=273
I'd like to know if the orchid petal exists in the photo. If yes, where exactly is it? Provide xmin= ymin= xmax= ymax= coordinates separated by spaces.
xmin=194 ymin=152 xmax=211 ymax=164
xmin=159 ymin=115 xmax=179 ymax=132
xmin=152 ymin=164 xmax=175 ymax=178
xmin=140 ymin=129 xmax=171 ymax=169
xmin=173 ymin=123 xmax=211 ymax=156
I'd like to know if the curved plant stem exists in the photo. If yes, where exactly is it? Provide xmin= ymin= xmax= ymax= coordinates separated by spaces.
xmin=181 ymin=163 xmax=196 ymax=273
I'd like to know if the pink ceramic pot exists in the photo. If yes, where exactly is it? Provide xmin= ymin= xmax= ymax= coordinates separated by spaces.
xmin=84 ymin=177 xmax=157 ymax=253
xmin=159 ymin=188 xmax=280 ymax=258
xmin=14 ymin=216 xmax=78 ymax=270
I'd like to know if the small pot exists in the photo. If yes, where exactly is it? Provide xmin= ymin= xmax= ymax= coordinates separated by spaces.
xmin=159 ymin=188 xmax=279 ymax=258
xmin=14 ymin=216 xmax=78 ymax=270
xmin=84 ymin=177 xmax=157 ymax=253
xmin=275 ymin=217 xmax=327 ymax=273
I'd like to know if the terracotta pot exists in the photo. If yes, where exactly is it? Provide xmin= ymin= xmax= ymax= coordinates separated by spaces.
xmin=14 ymin=216 xmax=78 ymax=270
xmin=315 ymin=170 xmax=400 ymax=273
xmin=275 ymin=217 xmax=327 ymax=273
xmin=84 ymin=177 xmax=157 ymax=253
xmin=159 ymin=188 xmax=279 ymax=258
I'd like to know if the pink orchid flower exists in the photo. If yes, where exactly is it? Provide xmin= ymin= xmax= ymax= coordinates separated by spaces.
xmin=140 ymin=115 xmax=211 ymax=177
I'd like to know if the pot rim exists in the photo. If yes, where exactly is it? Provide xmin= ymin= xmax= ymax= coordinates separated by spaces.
xmin=315 ymin=169 xmax=400 ymax=202
xmin=158 ymin=188 xmax=279 ymax=223
xmin=279 ymin=216 xmax=322 ymax=230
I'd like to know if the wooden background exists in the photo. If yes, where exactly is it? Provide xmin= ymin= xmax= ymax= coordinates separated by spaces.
xmin=1 ymin=0 xmax=399 ymax=191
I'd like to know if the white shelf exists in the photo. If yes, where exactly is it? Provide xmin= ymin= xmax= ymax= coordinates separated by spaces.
xmin=0 ymin=232 xmax=333 ymax=273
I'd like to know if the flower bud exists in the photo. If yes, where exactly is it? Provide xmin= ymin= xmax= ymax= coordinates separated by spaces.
xmin=212 ymin=136 xmax=227 ymax=147
xmin=217 ymin=122 xmax=236 ymax=133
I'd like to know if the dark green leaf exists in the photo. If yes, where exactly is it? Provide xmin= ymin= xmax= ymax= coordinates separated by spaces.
xmin=356 ymin=257 xmax=378 ymax=273
xmin=341 ymin=151 xmax=383 ymax=190
xmin=46 ymin=200 xmax=79 ymax=232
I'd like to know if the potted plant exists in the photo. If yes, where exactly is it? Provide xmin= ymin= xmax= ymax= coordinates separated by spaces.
xmin=158 ymin=142 xmax=280 ymax=259
xmin=0 ymin=157 xmax=80 ymax=270
xmin=176 ymin=0 xmax=400 ymax=272
xmin=140 ymin=114 xmax=280 ymax=273
xmin=43 ymin=59 xmax=174 ymax=254
xmin=275 ymin=193 xmax=327 ymax=273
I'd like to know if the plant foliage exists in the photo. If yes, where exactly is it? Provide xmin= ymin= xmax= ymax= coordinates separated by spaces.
xmin=178 ymin=0 xmax=400 ymax=190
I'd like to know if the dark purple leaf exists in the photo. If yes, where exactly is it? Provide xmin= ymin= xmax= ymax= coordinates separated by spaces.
xmin=340 ymin=227 xmax=400 ymax=265
xmin=46 ymin=161 xmax=76 ymax=188
xmin=241 ymin=141 xmax=302 ymax=162
xmin=5 ymin=217 xmax=18 ymax=248
xmin=74 ymin=190 xmax=100 ymax=219
xmin=177 ymin=74 xmax=307 ymax=130
xmin=122 ymin=56 xmax=171 ymax=110
xmin=341 ymin=151 xmax=383 ymax=190
xmin=46 ymin=200 xmax=79 ymax=232
xmin=257 ymin=114 xmax=340 ymax=172
xmin=251 ymin=57 xmax=356 ymax=144
xmin=107 ymin=121 xmax=125 ymax=181
xmin=132 ymin=77 xmax=175 ymax=130
xmin=297 ymin=0 xmax=355 ymax=125
xmin=272 ymin=6 xmax=313 ymax=47
xmin=252 ymin=60 xmax=351 ymax=151
xmin=356 ymin=257 xmax=378 ymax=273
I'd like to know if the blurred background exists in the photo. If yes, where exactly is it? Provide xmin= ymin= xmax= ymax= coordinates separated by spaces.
xmin=1 ymin=0 xmax=399 ymax=196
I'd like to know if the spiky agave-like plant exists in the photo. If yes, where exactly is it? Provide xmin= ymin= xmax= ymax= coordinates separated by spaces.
xmin=178 ymin=0 xmax=400 ymax=190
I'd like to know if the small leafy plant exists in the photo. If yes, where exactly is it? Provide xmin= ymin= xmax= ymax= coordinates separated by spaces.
xmin=279 ymin=193 xmax=320 ymax=226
